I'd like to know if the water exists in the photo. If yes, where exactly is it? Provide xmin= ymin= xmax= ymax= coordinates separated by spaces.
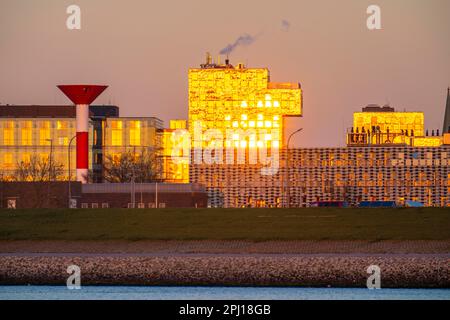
xmin=0 ymin=286 xmax=449 ymax=300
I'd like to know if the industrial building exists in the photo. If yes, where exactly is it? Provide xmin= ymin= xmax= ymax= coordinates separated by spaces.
xmin=188 ymin=57 xmax=450 ymax=207
xmin=1 ymin=57 xmax=450 ymax=208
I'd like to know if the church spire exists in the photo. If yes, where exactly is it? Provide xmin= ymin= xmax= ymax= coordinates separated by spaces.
xmin=443 ymin=87 xmax=450 ymax=134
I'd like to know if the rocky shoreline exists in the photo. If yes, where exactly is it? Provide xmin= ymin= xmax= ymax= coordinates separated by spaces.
xmin=0 ymin=254 xmax=449 ymax=288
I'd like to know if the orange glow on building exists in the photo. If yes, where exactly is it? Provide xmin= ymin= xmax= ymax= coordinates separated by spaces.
xmin=188 ymin=58 xmax=302 ymax=153
xmin=348 ymin=105 xmax=444 ymax=147
xmin=161 ymin=120 xmax=189 ymax=183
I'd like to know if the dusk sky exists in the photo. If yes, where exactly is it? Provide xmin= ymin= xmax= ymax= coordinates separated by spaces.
xmin=1 ymin=0 xmax=449 ymax=147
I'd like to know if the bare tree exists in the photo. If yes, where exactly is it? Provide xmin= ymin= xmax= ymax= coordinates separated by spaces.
xmin=103 ymin=148 xmax=159 ymax=183
xmin=14 ymin=154 xmax=64 ymax=182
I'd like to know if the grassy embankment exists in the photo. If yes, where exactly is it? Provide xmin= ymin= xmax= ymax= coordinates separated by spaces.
xmin=0 ymin=207 xmax=449 ymax=241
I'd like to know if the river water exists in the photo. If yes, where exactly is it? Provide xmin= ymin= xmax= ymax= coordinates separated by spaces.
xmin=0 ymin=286 xmax=449 ymax=300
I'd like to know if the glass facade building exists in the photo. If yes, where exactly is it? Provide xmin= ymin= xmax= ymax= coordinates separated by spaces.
xmin=0 ymin=118 xmax=77 ymax=180
xmin=0 ymin=105 xmax=163 ymax=181
xmin=188 ymin=61 xmax=302 ymax=151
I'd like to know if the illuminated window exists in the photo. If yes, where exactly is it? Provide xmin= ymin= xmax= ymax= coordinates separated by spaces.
xmin=265 ymin=121 xmax=272 ymax=128
xmin=3 ymin=121 xmax=14 ymax=145
xmin=39 ymin=153 xmax=48 ymax=162
xmin=39 ymin=122 xmax=51 ymax=145
xmin=111 ymin=121 xmax=123 ymax=146
xmin=273 ymin=101 xmax=280 ymax=108
xmin=232 ymin=121 xmax=239 ymax=128
xmin=169 ymin=120 xmax=186 ymax=129
xmin=22 ymin=153 xmax=31 ymax=163
xmin=129 ymin=121 xmax=141 ymax=146
xmin=58 ymin=137 xmax=69 ymax=146
xmin=57 ymin=121 xmax=68 ymax=130
xmin=3 ymin=153 xmax=13 ymax=168
xmin=241 ymin=114 xmax=247 ymax=120
xmin=257 ymin=101 xmax=263 ymax=108
xmin=21 ymin=121 xmax=32 ymax=146
xmin=249 ymin=121 xmax=255 ymax=128
xmin=240 ymin=101 xmax=247 ymax=108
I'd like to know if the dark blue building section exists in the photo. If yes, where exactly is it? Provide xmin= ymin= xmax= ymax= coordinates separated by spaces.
xmin=313 ymin=201 xmax=348 ymax=207
xmin=358 ymin=201 xmax=397 ymax=208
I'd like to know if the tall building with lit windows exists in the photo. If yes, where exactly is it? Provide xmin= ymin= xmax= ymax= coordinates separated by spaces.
xmin=188 ymin=55 xmax=302 ymax=149
xmin=188 ymin=55 xmax=302 ymax=207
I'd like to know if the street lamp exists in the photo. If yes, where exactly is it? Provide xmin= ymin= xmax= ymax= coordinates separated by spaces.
xmin=285 ymin=128 xmax=303 ymax=208
xmin=46 ymin=139 xmax=54 ymax=179
xmin=46 ymin=139 xmax=53 ymax=207
xmin=68 ymin=134 xmax=77 ymax=208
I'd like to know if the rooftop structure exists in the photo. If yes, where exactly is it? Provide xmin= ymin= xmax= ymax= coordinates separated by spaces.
xmin=0 ymin=104 xmax=119 ymax=118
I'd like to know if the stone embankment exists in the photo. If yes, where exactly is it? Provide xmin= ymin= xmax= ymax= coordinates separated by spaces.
xmin=1 ymin=254 xmax=449 ymax=288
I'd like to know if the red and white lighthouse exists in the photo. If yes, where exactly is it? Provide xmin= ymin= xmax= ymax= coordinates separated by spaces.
xmin=57 ymin=85 xmax=108 ymax=183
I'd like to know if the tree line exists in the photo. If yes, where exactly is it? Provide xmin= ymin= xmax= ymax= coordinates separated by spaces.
xmin=1 ymin=148 xmax=159 ymax=183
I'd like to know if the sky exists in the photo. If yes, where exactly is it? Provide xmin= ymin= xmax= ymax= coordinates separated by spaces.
xmin=1 ymin=0 xmax=449 ymax=147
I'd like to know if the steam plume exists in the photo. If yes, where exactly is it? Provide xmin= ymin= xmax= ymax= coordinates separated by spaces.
xmin=219 ymin=33 xmax=257 ymax=55
xmin=281 ymin=19 xmax=290 ymax=32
